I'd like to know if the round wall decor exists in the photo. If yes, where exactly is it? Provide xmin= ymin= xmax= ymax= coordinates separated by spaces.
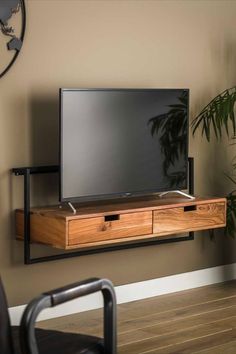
xmin=0 ymin=0 xmax=26 ymax=79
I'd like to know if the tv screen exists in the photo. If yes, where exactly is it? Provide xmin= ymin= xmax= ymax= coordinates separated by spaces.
xmin=60 ymin=88 xmax=189 ymax=202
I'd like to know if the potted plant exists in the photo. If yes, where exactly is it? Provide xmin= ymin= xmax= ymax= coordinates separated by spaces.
xmin=192 ymin=87 xmax=236 ymax=237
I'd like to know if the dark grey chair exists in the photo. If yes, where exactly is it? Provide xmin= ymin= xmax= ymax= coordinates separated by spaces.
xmin=0 ymin=277 xmax=117 ymax=354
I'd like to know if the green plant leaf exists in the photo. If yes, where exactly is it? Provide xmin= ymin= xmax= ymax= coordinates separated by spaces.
xmin=192 ymin=87 xmax=236 ymax=141
xmin=192 ymin=87 xmax=236 ymax=238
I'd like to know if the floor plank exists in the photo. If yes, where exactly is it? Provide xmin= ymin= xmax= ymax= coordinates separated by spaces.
xmin=119 ymin=306 xmax=236 ymax=345
xmin=138 ymin=328 xmax=236 ymax=354
xmin=193 ymin=339 xmax=236 ymax=354
xmin=38 ymin=280 xmax=236 ymax=354
xmin=118 ymin=316 xmax=236 ymax=353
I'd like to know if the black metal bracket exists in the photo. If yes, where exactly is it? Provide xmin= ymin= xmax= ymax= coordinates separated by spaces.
xmin=12 ymin=158 xmax=194 ymax=264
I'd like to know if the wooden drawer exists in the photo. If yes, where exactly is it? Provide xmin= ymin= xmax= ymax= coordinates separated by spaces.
xmin=16 ymin=210 xmax=67 ymax=249
xmin=68 ymin=211 xmax=152 ymax=246
xmin=153 ymin=203 xmax=226 ymax=236
xmin=15 ymin=197 xmax=227 ymax=250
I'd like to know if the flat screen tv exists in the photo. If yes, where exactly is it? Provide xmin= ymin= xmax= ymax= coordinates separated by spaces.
xmin=60 ymin=88 xmax=189 ymax=203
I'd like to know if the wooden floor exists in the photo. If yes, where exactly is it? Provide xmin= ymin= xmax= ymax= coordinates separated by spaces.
xmin=38 ymin=280 xmax=236 ymax=353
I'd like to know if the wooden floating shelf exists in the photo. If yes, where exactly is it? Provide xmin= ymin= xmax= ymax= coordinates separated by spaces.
xmin=15 ymin=195 xmax=227 ymax=250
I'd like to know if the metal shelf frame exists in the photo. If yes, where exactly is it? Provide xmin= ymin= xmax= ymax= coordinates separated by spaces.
xmin=12 ymin=157 xmax=194 ymax=264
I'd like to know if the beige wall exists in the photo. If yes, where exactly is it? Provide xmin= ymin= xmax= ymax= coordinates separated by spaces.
xmin=1 ymin=0 xmax=236 ymax=306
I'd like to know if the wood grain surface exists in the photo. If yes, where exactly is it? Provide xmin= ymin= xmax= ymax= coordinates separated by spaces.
xmin=18 ymin=196 xmax=226 ymax=220
xmin=16 ymin=210 xmax=67 ymax=249
xmin=68 ymin=211 xmax=152 ymax=245
xmin=153 ymin=202 xmax=226 ymax=236
xmin=15 ymin=196 xmax=226 ymax=250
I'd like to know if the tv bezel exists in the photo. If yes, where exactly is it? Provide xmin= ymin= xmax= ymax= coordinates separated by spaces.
xmin=59 ymin=88 xmax=189 ymax=203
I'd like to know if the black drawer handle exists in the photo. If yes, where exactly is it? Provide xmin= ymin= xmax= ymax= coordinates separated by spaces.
xmin=184 ymin=205 xmax=197 ymax=212
xmin=104 ymin=214 xmax=120 ymax=222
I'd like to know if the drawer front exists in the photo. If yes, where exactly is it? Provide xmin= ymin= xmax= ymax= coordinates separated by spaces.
xmin=153 ymin=203 xmax=226 ymax=235
xmin=68 ymin=211 xmax=152 ymax=246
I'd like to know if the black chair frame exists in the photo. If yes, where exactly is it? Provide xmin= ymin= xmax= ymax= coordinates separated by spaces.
xmin=19 ymin=277 xmax=117 ymax=354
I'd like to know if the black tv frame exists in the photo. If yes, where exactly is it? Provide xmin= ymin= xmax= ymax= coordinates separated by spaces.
xmin=59 ymin=88 xmax=190 ymax=203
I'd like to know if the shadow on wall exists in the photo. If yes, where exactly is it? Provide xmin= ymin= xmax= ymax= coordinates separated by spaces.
xmin=29 ymin=94 xmax=60 ymax=206
xmin=210 ymin=37 xmax=236 ymax=264
xmin=190 ymin=37 xmax=236 ymax=258
xmin=30 ymin=95 xmax=59 ymax=166
xmin=210 ymin=35 xmax=236 ymax=89
xmin=209 ymin=36 xmax=236 ymax=197
xmin=191 ymin=36 xmax=236 ymax=197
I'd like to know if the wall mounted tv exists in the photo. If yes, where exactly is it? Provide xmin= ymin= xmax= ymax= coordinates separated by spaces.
xmin=60 ymin=88 xmax=189 ymax=203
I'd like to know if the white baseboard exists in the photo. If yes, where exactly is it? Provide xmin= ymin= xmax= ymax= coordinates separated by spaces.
xmin=9 ymin=262 xmax=236 ymax=325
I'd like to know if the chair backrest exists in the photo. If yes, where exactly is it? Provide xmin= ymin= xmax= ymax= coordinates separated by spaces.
xmin=0 ymin=277 xmax=15 ymax=354
xmin=20 ymin=278 xmax=117 ymax=354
